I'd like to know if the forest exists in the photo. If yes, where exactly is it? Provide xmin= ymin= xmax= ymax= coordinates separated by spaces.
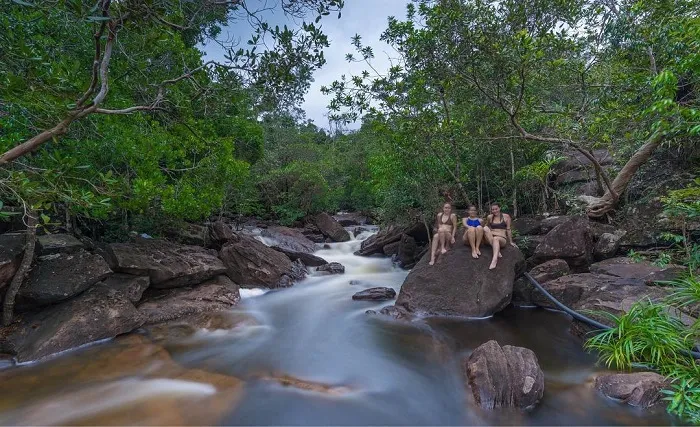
xmin=1 ymin=0 xmax=699 ymax=422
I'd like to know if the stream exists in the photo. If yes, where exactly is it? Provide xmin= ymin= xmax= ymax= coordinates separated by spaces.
xmin=0 ymin=230 xmax=675 ymax=425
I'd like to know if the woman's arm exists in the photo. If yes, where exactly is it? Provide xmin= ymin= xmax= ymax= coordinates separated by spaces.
xmin=451 ymin=214 xmax=457 ymax=241
xmin=505 ymin=214 xmax=517 ymax=246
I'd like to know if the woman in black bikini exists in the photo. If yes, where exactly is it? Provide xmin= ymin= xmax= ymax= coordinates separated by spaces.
xmin=483 ymin=202 xmax=518 ymax=270
xmin=429 ymin=202 xmax=457 ymax=266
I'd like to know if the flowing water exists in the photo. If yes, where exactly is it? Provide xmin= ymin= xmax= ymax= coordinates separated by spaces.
xmin=0 ymin=230 xmax=675 ymax=425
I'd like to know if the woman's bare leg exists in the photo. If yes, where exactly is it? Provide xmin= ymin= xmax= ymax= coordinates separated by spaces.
xmin=467 ymin=227 xmax=477 ymax=258
xmin=429 ymin=233 xmax=440 ymax=265
xmin=475 ymin=226 xmax=484 ymax=256
xmin=489 ymin=237 xmax=506 ymax=270
xmin=439 ymin=231 xmax=448 ymax=254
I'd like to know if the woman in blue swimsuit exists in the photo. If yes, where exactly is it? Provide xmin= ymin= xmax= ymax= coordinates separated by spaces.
xmin=462 ymin=205 xmax=484 ymax=259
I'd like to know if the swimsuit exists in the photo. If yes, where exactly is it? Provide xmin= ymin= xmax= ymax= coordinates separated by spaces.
xmin=490 ymin=214 xmax=507 ymax=230
xmin=466 ymin=218 xmax=481 ymax=227
xmin=438 ymin=213 xmax=453 ymax=232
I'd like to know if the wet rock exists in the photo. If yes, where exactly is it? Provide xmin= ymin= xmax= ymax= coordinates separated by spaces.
xmin=531 ymin=217 xmax=593 ymax=272
xmin=528 ymin=273 xmax=623 ymax=309
xmin=333 ymin=212 xmax=369 ymax=226
xmin=138 ymin=275 xmax=240 ymax=325
xmin=512 ymin=216 xmax=543 ymax=236
xmin=512 ymin=259 xmax=570 ymax=306
xmin=395 ymin=242 xmax=525 ymax=317
xmin=356 ymin=221 xmax=428 ymax=257
xmin=209 ymin=221 xmax=235 ymax=248
xmin=272 ymin=246 xmax=328 ymax=267
xmin=251 ymin=372 xmax=351 ymax=395
xmin=0 ymin=232 xmax=25 ymax=292
xmin=18 ymin=250 xmax=112 ymax=308
xmin=590 ymin=257 xmax=685 ymax=285
xmin=107 ymin=239 xmax=226 ymax=289
xmin=100 ymin=274 xmax=150 ymax=304
xmin=594 ymin=232 xmax=623 ymax=260
xmin=36 ymin=233 xmax=83 ymax=255
xmin=353 ymin=226 xmax=369 ymax=235
xmin=379 ymin=305 xmax=413 ymax=320
xmin=313 ymin=212 xmax=351 ymax=242
xmin=383 ymin=241 xmax=400 ymax=257
xmin=1 ymin=284 xmax=145 ymax=362
xmin=165 ymin=222 xmax=209 ymax=247
xmin=465 ymin=340 xmax=544 ymax=409
xmin=352 ymin=287 xmax=397 ymax=301
xmin=142 ymin=311 xmax=258 ymax=343
xmin=397 ymin=234 xmax=418 ymax=266
xmin=595 ymin=372 xmax=668 ymax=408
xmin=316 ymin=262 xmax=345 ymax=275
xmin=262 ymin=226 xmax=316 ymax=253
xmin=219 ymin=233 xmax=306 ymax=288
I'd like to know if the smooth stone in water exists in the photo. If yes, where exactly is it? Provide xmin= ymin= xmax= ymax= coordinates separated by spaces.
xmin=352 ymin=287 xmax=396 ymax=301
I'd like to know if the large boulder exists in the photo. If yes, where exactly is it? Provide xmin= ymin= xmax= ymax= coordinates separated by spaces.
xmin=261 ymin=226 xmax=317 ymax=253
xmin=36 ymin=233 xmax=83 ymax=255
xmin=512 ymin=216 xmax=543 ymax=236
xmin=209 ymin=221 xmax=235 ymax=248
xmin=465 ymin=340 xmax=544 ymax=409
xmin=539 ymin=215 xmax=576 ymax=234
xmin=107 ymin=239 xmax=227 ymax=289
xmin=356 ymin=221 xmax=429 ymax=257
xmin=352 ymin=287 xmax=397 ymax=301
xmin=271 ymin=246 xmax=328 ymax=267
xmin=590 ymin=257 xmax=685 ymax=285
xmin=333 ymin=212 xmax=369 ymax=226
xmin=219 ymin=233 xmax=306 ymax=288
xmin=312 ymin=213 xmax=351 ymax=242
xmin=595 ymin=372 xmax=668 ymax=408
xmin=138 ymin=275 xmax=240 ymax=325
xmin=0 ymin=284 xmax=145 ymax=362
xmin=18 ymin=250 xmax=112 ymax=308
xmin=100 ymin=274 xmax=150 ymax=304
xmin=513 ymin=235 xmax=545 ymax=259
xmin=397 ymin=234 xmax=419 ymax=267
xmin=395 ymin=242 xmax=525 ymax=317
xmin=527 ymin=272 xmax=619 ymax=309
xmin=593 ymin=232 xmax=623 ymax=260
xmin=530 ymin=216 xmax=593 ymax=272
xmin=0 ymin=233 xmax=25 ymax=292
xmin=164 ymin=222 xmax=210 ymax=247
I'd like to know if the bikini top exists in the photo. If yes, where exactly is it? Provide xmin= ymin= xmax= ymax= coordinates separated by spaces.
xmin=439 ymin=213 xmax=453 ymax=228
xmin=490 ymin=214 xmax=508 ymax=230
xmin=466 ymin=218 xmax=481 ymax=227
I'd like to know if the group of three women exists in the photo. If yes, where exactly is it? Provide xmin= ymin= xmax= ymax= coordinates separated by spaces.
xmin=429 ymin=202 xmax=517 ymax=269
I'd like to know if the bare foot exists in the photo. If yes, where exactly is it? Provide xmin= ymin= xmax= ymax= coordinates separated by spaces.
xmin=440 ymin=248 xmax=447 ymax=254
xmin=498 ymin=252 xmax=503 ymax=258
xmin=472 ymin=251 xmax=478 ymax=259
xmin=476 ymin=249 xmax=481 ymax=256
xmin=429 ymin=259 xmax=435 ymax=266
xmin=489 ymin=259 xmax=497 ymax=270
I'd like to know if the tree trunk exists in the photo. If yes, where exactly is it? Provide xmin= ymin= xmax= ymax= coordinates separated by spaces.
xmin=2 ymin=211 xmax=38 ymax=326
xmin=585 ymin=131 xmax=664 ymax=217
xmin=510 ymin=143 xmax=518 ymax=217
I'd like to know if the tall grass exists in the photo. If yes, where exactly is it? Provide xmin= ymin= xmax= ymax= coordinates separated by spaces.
xmin=585 ymin=277 xmax=700 ymax=423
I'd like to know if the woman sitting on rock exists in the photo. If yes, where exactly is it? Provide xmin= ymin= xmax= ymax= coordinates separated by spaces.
xmin=462 ymin=205 xmax=484 ymax=259
xmin=429 ymin=202 xmax=457 ymax=266
xmin=483 ymin=202 xmax=518 ymax=270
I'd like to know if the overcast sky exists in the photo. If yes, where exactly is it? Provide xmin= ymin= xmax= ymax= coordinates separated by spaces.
xmin=203 ymin=0 xmax=411 ymax=128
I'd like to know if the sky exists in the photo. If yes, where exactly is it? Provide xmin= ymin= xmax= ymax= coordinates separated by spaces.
xmin=202 ymin=0 xmax=411 ymax=128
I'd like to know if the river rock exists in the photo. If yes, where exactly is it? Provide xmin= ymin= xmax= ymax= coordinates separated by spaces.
xmin=0 ymin=232 xmax=25 ymax=292
xmin=512 ymin=216 xmax=543 ymax=236
xmin=333 ymin=212 xmax=369 ymax=226
xmin=165 ymin=222 xmax=209 ymax=247
xmin=271 ymin=246 xmax=327 ymax=267
xmin=590 ymin=257 xmax=685 ymax=285
xmin=262 ymin=226 xmax=317 ymax=253
xmin=512 ymin=259 xmax=570 ymax=306
xmin=17 ymin=250 xmax=112 ymax=308
xmin=593 ymin=232 xmax=622 ymax=260
xmin=539 ymin=215 xmax=576 ymax=234
xmin=595 ymin=372 xmax=668 ymax=408
xmin=395 ymin=241 xmax=525 ymax=317
xmin=383 ymin=241 xmax=400 ymax=257
xmin=465 ymin=340 xmax=544 ymax=409
xmin=143 ymin=311 xmax=258 ymax=343
xmin=356 ymin=221 xmax=429 ymax=257
xmin=219 ymin=233 xmax=306 ymax=288
xmin=528 ymin=273 xmax=626 ymax=309
xmin=209 ymin=221 xmax=235 ymax=248
xmin=312 ymin=213 xmax=351 ymax=242
xmin=530 ymin=216 xmax=593 ymax=272
xmin=513 ymin=235 xmax=545 ymax=259
xmin=138 ymin=275 xmax=240 ymax=325
xmin=397 ymin=234 xmax=418 ymax=267
xmin=107 ymin=239 xmax=226 ymax=289
xmin=316 ymin=262 xmax=345 ymax=275
xmin=352 ymin=287 xmax=396 ymax=301
xmin=1 ymin=283 xmax=145 ymax=362
xmin=36 ymin=233 xmax=83 ymax=255
xmin=100 ymin=274 xmax=150 ymax=304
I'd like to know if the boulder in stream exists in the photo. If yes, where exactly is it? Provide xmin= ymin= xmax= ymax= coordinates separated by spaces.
xmin=0 ymin=283 xmax=145 ymax=362
xmin=465 ymin=340 xmax=544 ymax=409
xmin=262 ymin=226 xmax=317 ymax=253
xmin=595 ymin=372 xmax=668 ymax=408
xmin=316 ymin=262 xmax=345 ymax=275
xmin=272 ymin=246 xmax=328 ymax=267
xmin=395 ymin=242 xmax=525 ymax=317
xmin=352 ymin=287 xmax=396 ymax=301
xmin=107 ymin=238 xmax=227 ymax=289
xmin=530 ymin=216 xmax=593 ymax=272
xmin=312 ymin=212 xmax=351 ymax=242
